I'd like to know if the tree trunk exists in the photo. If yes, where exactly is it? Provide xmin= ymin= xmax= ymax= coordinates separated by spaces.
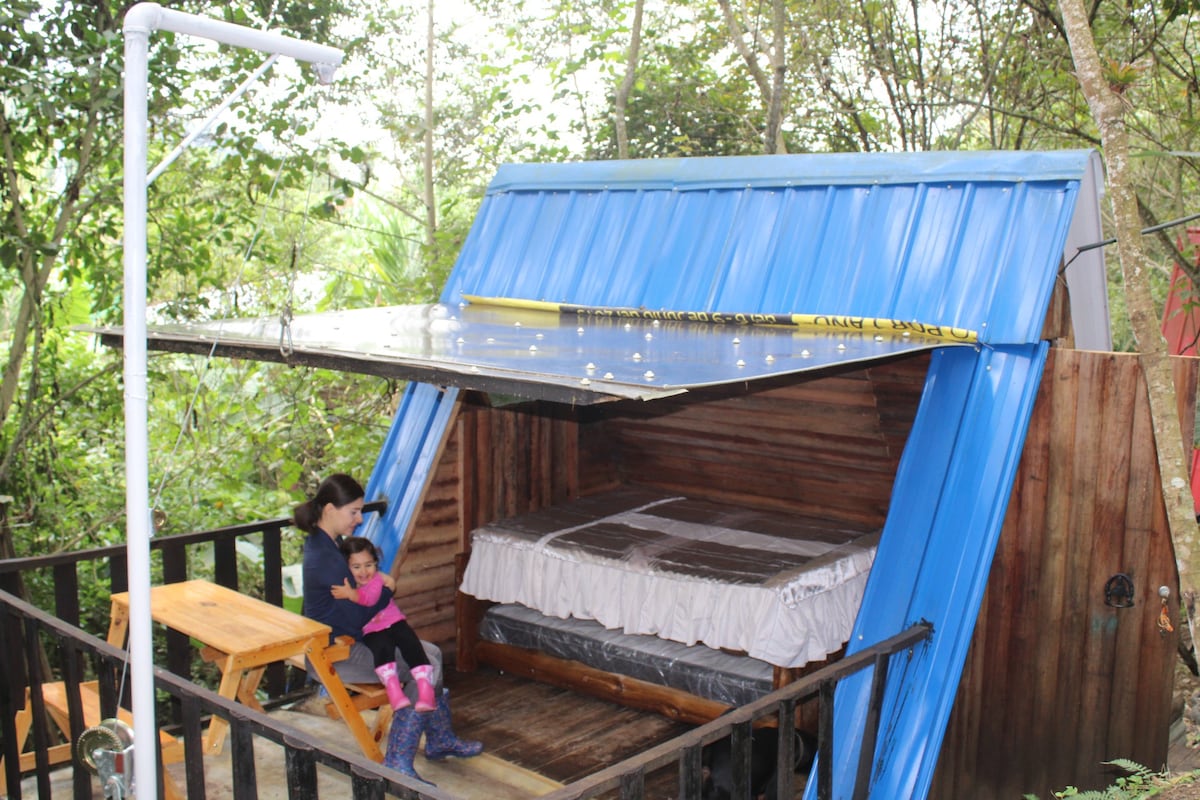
xmin=614 ymin=0 xmax=644 ymax=160
xmin=717 ymin=0 xmax=787 ymax=154
xmin=0 ymin=88 xmax=98 ymax=479
xmin=763 ymin=0 xmax=787 ymax=154
xmin=1059 ymin=0 xmax=1200 ymax=659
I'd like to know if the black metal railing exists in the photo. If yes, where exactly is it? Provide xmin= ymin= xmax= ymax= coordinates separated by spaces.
xmin=538 ymin=622 xmax=933 ymax=800
xmin=0 ymin=587 xmax=439 ymax=800
xmin=0 ymin=512 xmax=932 ymax=799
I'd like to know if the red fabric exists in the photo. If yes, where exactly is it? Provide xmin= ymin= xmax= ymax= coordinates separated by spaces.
xmin=1192 ymin=449 xmax=1200 ymax=516
xmin=1161 ymin=263 xmax=1200 ymax=356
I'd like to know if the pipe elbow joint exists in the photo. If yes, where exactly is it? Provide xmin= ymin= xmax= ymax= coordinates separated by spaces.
xmin=123 ymin=3 xmax=163 ymax=35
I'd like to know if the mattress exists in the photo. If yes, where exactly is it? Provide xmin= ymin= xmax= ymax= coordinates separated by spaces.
xmin=460 ymin=487 xmax=879 ymax=668
xmin=480 ymin=602 xmax=773 ymax=706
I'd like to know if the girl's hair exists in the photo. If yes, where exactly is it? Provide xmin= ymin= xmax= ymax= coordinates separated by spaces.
xmin=340 ymin=536 xmax=381 ymax=563
xmin=292 ymin=473 xmax=366 ymax=535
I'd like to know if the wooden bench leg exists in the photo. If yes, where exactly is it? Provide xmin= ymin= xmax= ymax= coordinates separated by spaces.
xmin=304 ymin=640 xmax=385 ymax=762
xmin=0 ymin=688 xmax=50 ymax=794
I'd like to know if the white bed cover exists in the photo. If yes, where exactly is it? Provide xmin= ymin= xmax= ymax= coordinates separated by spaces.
xmin=460 ymin=489 xmax=879 ymax=668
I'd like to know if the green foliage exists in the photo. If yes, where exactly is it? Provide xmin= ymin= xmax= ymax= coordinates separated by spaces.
xmin=590 ymin=39 xmax=761 ymax=158
xmin=1023 ymin=761 xmax=1200 ymax=799
xmin=0 ymin=0 xmax=383 ymax=571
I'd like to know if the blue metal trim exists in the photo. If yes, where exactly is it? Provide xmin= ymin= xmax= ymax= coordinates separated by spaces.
xmin=805 ymin=341 xmax=1049 ymax=799
xmin=486 ymin=151 xmax=1097 ymax=193
xmin=359 ymin=382 xmax=459 ymax=573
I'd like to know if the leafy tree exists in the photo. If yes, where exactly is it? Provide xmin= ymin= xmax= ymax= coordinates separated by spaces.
xmin=1060 ymin=0 xmax=1200 ymax=669
xmin=0 ymin=0 xmax=362 ymax=560
xmin=591 ymin=42 xmax=762 ymax=158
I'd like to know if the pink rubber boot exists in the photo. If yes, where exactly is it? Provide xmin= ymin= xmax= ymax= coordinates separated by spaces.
xmin=375 ymin=662 xmax=410 ymax=710
xmin=411 ymin=664 xmax=437 ymax=712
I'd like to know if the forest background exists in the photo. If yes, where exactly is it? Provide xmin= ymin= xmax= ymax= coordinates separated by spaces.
xmin=3 ymin=0 xmax=1200 ymax=609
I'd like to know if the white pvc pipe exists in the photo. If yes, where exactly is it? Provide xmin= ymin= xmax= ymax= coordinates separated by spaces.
xmin=120 ymin=21 xmax=156 ymax=799
xmin=125 ymin=3 xmax=344 ymax=70
xmin=121 ymin=5 xmax=341 ymax=796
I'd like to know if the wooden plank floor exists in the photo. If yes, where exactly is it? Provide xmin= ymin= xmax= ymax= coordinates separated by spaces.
xmin=444 ymin=664 xmax=694 ymax=791
xmin=443 ymin=665 xmax=812 ymax=799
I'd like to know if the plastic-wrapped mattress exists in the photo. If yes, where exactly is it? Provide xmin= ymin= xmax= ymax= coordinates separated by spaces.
xmin=479 ymin=602 xmax=774 ymax=706
xmin=461 ymin=486 xmax=879 ymax=668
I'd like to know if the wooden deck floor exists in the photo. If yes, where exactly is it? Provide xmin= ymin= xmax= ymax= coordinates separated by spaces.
xmin=443 ymin=665 xmax=813 ymax=799
xmin=444 ymin=665 xmax=695 ymax=790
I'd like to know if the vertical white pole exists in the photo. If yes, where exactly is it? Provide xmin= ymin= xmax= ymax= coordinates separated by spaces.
xmin=120 ymin=15 xmax=157 ymax=798
xmin=119 ymin=5 xmax=341 ymax=796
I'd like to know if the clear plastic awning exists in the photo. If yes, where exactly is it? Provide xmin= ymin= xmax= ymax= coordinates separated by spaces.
xmin=89 ymin=301 xmax=969 ymax=404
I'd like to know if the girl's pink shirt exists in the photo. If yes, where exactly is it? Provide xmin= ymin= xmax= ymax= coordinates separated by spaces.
xmin=355 ymin=573 xmax=406 ymax=635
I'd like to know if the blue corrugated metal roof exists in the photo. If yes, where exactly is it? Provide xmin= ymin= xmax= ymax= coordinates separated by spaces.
xmin=121 ymin=152 xmax=1098 ymax=401
xmin=443 ymin=151 xmax=1097 ymax=346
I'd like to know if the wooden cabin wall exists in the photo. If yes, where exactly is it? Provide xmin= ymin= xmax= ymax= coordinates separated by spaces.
xmin=598 ymin=355 xmax=929 ymax=529
xmin=454 ymin=396 xmax=618 ymax=533
xmin=388 ymin=403 xmax=462 ymax=649
xmin=398 ymin=395 xmax=614 ymax=656
xmin=930 ymin=348 xmax=1189 ymax=800
xmin=406 ymin=357 xmax=927 ymax=655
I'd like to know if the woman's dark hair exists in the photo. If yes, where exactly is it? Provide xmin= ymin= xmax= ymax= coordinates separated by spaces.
xmin=340 ymin=536 xmax=381 ymax=563
xmin=292 ymin=473 xmax=365 ymax=535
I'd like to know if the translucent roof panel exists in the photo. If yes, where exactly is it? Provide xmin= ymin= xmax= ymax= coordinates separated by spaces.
xmin=92 ymin=301 xmax=967 ymax=404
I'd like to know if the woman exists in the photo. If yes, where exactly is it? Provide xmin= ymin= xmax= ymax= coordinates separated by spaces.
xmin=293 ymin=473 xmax=482 ymax=781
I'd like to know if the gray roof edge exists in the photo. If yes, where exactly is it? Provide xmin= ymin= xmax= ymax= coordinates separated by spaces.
xmin=487 ymin=150 xmax=1098 ymax=194
xmin=1062 ymin=151 xmax=1112 ymax=351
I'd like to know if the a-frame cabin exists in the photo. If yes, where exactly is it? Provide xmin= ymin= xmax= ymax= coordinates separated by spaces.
xmin=125 ymin=150 xmax=1187 ymax=799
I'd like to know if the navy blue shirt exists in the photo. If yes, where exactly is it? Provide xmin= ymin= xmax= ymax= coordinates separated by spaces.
xmin=302 ymin=529 xmax=392 ymax=642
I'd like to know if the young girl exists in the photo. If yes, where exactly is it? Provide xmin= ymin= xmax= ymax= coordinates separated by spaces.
xmin=331 ymin=536 xmax=436 ymax=712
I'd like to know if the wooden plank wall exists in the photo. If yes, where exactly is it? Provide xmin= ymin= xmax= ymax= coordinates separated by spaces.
xmin=398 ymin=396 xmax=606 ymax=655
xmin=388 ymin=411 xmax=463 ymax=649
xmin=601 ymin=356 xmax=929 ymax=528
xmin=930 ymin=348 xmax=1188 ymax=800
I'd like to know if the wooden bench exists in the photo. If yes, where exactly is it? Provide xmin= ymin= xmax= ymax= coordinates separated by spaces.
xmin=0 ymin=680 xmax=183 ymax=800
xmin=284 ymin=636 xmax=393 ymax=750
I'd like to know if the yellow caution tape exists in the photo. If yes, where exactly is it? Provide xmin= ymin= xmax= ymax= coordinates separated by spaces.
xmin=462 ymin=295 xmax=979 ymax=344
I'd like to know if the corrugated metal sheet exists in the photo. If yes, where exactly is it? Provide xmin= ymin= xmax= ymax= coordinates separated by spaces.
xmin=835 ymin=342 xmax=1050 ymax=799
xmin=443 ymin=151 xmax=1098 ymax=345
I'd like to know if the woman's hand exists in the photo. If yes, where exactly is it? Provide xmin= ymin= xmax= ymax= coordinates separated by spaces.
xmin=330 ymin=578 xmax=359 ymax=603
